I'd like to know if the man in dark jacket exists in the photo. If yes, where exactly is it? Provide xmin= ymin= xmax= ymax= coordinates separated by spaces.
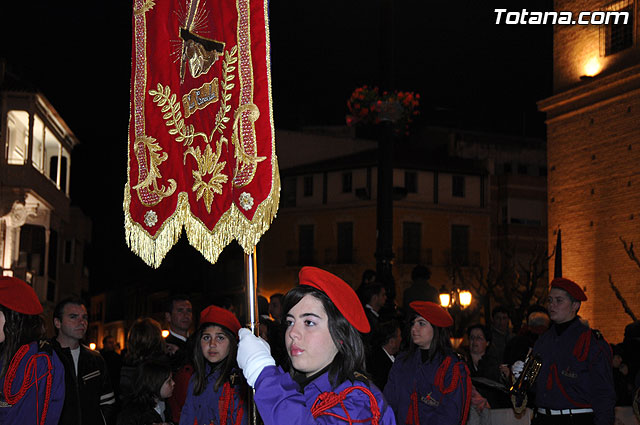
xmin=51 ymin=296 xmax=116 ymax=425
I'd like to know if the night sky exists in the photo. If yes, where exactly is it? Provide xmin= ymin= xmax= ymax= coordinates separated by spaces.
xmin=0 ymin=0 xmax=553 ymax=295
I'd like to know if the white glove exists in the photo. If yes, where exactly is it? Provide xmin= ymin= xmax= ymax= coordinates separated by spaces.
xmin=237 ymin=328 xmax=275 ymax=387
xmin=511 ymin=360 xmax=525 ymax=379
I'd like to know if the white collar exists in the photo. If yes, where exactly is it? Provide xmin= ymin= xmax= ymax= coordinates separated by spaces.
xmin=169 ymin=329 xmax=188 ymax=342
xmin=365 ymin=304 xmax=379 ymax=318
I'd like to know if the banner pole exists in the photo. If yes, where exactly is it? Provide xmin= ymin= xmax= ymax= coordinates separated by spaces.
xmin=245 ymin=246 xmax=259 ymax=425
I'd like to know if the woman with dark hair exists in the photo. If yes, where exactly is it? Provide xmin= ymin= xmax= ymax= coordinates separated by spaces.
xmin=117 ymin=360 xmax=175 ymax=425
xmin=384 ymin=301 xmax=471 ymax=425
xmin=120 ymin=317 xmax=167 ymax=403
xmin=237 ymin=266 xmax=396 ymax=424
xmin=179 ymin=305 xmax=246 ymax=425
xmin=0 ymin=276 xmax=65 ymax=425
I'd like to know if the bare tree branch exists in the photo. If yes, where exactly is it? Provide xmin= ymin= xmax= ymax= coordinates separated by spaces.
xmin=608 ymin=273 xmax=637 ymax=322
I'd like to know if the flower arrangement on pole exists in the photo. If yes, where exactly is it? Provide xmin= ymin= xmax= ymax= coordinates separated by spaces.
xmin=346 ymin=86 xmax=420 ymax=136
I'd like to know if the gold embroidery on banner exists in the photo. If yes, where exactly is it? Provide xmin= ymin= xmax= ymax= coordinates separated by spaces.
xmin=184 ymin=141 xmax=228 ymax=213
xmin=212 ymin=46 xmax=238 ymax=136
xmin=231 ymin=104 xmax=265 ymax=188
xmin=149 ymin=84 xmax=207 ymax=147
xmin=133 ymin=135 xmax=177 ymax=206
xmin=180 ymin=30 xmax=225 ymax=81
xmin=182 ymin=78 xmax=220 ymax=119
xmin=133 ymin=0 xmax=155 ymax=16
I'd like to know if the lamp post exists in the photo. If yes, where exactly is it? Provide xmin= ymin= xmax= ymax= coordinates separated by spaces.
xmin=439 ymin=285 xmax=473 ymax=345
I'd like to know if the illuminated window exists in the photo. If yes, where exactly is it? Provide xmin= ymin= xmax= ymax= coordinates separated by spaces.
xmin=6 ymin=110 xmax=29 ymax=165
xmin=601 ymin=0 xmax=634 ymax=56
xmin=32 ymin=115 xmax=45 ymax=170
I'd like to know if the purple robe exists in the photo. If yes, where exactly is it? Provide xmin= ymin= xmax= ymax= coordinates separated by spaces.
xmin=0 ymin=341 xmax=65 ymax=425
xmin=179 ymin=365 xmax=247 ymax=425
xmin=384 ymin=350 xmax=471 ymax=425
xmin=254 ymin=365 xmax=396 ymax=424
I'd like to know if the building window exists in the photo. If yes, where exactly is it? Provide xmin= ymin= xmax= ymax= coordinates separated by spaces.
xmin=281 ymin=177 xmax=297 ymax=207
xmin=298 ymin=224 xmax=314 ymax=265
xmin=517 ymin=163 xmax=528 ymax=175
xmin=503 ymin=163 xmax=512 ymax=174
xmin=64 ymin=239 xmax=75 ymax=265
xmin=452 ymin=175 xmax=465 ymax=198
xmin=601 ymin=0 xmax=634 ymax=56
xmin=451 ymin=225 xmax=469 ymax=266
xmin=538 ymin=166 xmax=547 ymax=176
xmin=405 ymin=171 xmax=418 ymax=193
xmin=336 ymin=222 xmax=353 ymax=263
xmin=342 ymin=172 xmax=352 ymax=193
xmin=402 ymin=222 xmax=421 ymax=264
xmin=6 ymin=110 xmax=29 ymax=165
xmin=303 ymin=176 xmax=313 ymax=197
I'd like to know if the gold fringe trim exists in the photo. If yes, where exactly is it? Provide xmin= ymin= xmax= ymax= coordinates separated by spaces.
xmin=124 ymin=160 xmax=280 ymax=268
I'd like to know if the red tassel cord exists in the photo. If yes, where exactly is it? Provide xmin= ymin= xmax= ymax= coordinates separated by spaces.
xmin=311 ymin=385 xmax=381 ymax=425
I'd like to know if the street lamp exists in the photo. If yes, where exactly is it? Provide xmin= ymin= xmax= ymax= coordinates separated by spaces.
xmin=439 ymin=286 xmax=473 ymax=309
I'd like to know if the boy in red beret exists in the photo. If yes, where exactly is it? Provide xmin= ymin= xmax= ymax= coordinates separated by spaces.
xmin=0 ymin=276 xmax=65 ymax=425
xmin=511 ymin=277 xmax=615 ymax=425
xmin=384 ymin=300 xmax=472 ymax=425
xmin=237 ymin=266 xmax=396 ymax=424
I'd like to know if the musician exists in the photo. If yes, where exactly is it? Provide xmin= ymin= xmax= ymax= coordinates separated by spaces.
xmin=512 ymin=278 xmax=615 ymax=425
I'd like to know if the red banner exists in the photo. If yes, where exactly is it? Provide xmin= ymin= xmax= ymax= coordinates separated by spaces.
xmin=125 ymin=0 xmax=279 ymax=267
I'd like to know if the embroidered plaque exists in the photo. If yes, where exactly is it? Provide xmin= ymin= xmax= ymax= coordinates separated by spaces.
xmin=125 ymin=0 xmax=279 ymax=267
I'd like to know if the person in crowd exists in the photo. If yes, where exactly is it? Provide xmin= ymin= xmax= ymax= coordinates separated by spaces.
xmin=101 ymin=335 xmax=123 ymax=398
xmin=268 ymin=293 xmax=284 ymax=324
xmin=120 ymin=317 xmax=167 ymax=404
xmin=163 ymin=295 xmax=193 ymax=359
xmin=0 ymin=276 xmax=65 ymax=425
xmin=465 ymin=324 xmax=510 ymax=409
xmin=51 ymin=296 xmax=116 ymax=425
xmin=367 ymin=319 xmax=402 ymax=390
xmin=611 ymin=344 xmax=633 ymax=406
xmin=117 ymin=360 xmax=175 ymax=425
xmin=503 ymin=305 xmax=550 ymax=370
xmin=180 ymin=305 xmax=246 ymax=425
xmin=384 ymin=300 xmax=471 ymax=425
xmin=360 ymin=283 xmax=387 ymax=350
xmin=511 ymin=277 xmax=615 ymax=425
xmin=237 ymin=266 xmax=396 ymax=424
xmin=401 ymin=265 xmax=439 ymax=315
xmin=486 ymin=306 xmax=512 ymax=364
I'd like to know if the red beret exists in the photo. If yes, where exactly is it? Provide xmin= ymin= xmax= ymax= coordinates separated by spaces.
xmin=409 ymin=301 xmax=453 ymax=328
xmin=298 ymin=266 xmax=370 ymax=333
xmin=200 ymin=305 xmax=241 ymax=335
xmin=550 ymin=277 xmax=587 ymax=301
xmin=0 ymin=276 xmax=43 ymax=315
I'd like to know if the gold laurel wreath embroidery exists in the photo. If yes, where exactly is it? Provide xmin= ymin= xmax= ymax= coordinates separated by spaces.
xmin=184 ymin=142 xmax=228 ymax=213
xmin=133 ymin=0 xmax=155 ymax=16
xmin=132 ymin=135 xmax=177 ymax=204
xmin=212 ymin=46 xmax=238 ymax=136
xmin=149 ymin=83 xmax=207 ymax=147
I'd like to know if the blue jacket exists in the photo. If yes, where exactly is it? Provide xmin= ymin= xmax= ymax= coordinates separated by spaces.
xmin=179 ymin=365 xmax=246 ymax=425
xmin=0 ymin=340 xmax=65 ymax=425
xmin=253 ymin=365 xmax=396 ymax=424
xmin=532 ymin=317 xmax=615 ymax=425
xmin=384 ymin=349 xmax=471 ymax=425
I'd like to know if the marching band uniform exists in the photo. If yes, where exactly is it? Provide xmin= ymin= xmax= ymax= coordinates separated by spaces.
xmin=525 ymin=278 xmax=615 ymax=425
xmin=253 ymin=364 xmax=395 ymax=424
xmin=238 ymin=267 xmax=396 ymax=425
xmin=384 ymin=349 xmax=471 ymax=425
xmin=384 ymin=301 xmax=471 ymax=425
xmin=0 ymin=340 xmax=65 ymax=425
xmin=179 ymin=365 xmax=246 ymax=425
xmin=0 ymin=276 xmax=65 ymax=425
